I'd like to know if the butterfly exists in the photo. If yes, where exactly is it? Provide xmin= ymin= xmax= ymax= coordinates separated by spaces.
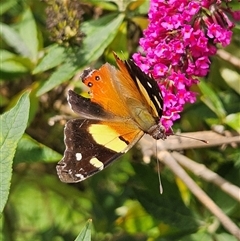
xmin=56 ymin=52 xmax=168 ymax=183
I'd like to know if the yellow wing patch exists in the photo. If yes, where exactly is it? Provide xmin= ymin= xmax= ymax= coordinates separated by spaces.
xmin=88 ymin=121 xmax=144 ymax=153
xmin=88 ymin=124 xmax=128 ymax=152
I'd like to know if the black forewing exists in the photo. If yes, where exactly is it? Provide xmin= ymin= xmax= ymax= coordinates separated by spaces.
xmin=124 ymin=59 xmax=163 ymax=118
xmin=56 ymin=119 xmax=122 ymax=182
xmin=68 ymin=90 xmax=115 ymax=120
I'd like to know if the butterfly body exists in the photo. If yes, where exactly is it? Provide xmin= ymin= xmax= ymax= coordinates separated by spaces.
xmin=57 ymin=53 xmax=167 ymax=183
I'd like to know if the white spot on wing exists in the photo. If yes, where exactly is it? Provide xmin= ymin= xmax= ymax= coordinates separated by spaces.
xmin=90 ymin=157 xmax=104 ymax=170
xmin=147 ymin=81 xmax=152 ymax=88
xmin=75 ymin=153 xmax=82 ymax=161
xmin=75 ymin=173 xmax=85 ymax=179
xmin=154 ymin=95 xmax=162 ymax=110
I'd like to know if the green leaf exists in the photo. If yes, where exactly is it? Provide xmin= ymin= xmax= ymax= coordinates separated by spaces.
xmin=215 ymin=233 xmax=239 ymax=241
xmin=198 ymin=81 xmax=226 ymax=120
xmin=18 ymin=8 xmax=39 ymax=62
xmin=110 ymin=0 xmax=133 ymax=11
xmin=0 ymin=91 xmax=30 ymax=213
xmin=82 ymin=0 xmax=118 ymax=11
xmin=0 ymin=94 xmax=8 ymax=107
xmin=74 ymin=219 xmax=92 ymax=241
xmin=0 ymin=22 xmax=31 ymax=57
xmin=134 ymin=188 xmax=198 ymax=234
xmin=80 ymin=13 xmax=125 ymax=61
xmin=0 ymin=0 xmax=17 ymax=15
xmin=220 ymin=68 xmax=240 ymax=95
xmin=224 ymin=113 xmax=240 ymax=133
xmin=182 ymin=232 xmax=212 ymax=241
xmin=128 ymin=0 xmax=149 ymax=13
xmin=1 ymin=59 xmax=29 ymax=75
xmin=116 ymin=200 xmax=157 ymax=235
xmin=0 ymin=50 xmax=34 ymax=79
xmin=0 ymin=49 xmax=16 ymax=60
xmin=105 ymin=21 xmax=129 ymax=61
xmin=33 ymin=44 xmax=66 ymax=74
xmin=13 ymin=134 xmax=62 ymax=164
xmin=131 ymin=163 xmax=199 ymax=235
xmin=36 ymin=13 xmax=125 ymax=96
xmin=36 ymin=61 xmax=78 ymax=96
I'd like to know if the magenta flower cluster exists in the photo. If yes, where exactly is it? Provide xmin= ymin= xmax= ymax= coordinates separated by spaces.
xmin=133 ymin=0 xmax=236 ymax=130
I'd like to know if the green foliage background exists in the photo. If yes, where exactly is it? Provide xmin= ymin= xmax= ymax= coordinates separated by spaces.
xmin=0 ymin=0 xmax=239 ymax=241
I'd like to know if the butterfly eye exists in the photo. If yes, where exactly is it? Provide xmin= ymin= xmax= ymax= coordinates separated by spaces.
xmin=95 ymin=76 xmax=100 ymax=81
xmin=87 ymin=82 xmax=93 ymax=87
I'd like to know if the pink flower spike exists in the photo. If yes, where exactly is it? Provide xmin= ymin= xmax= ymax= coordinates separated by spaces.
xmin=232 ymin=10 xmax=240 ymax=21
xmin=133 ymin=0 xmax=235 ymax=130
xmin=153 ymin=63 xmax=168 ymax=77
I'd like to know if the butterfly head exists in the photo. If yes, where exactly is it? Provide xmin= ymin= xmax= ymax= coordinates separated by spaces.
xmin=147 ymin=123 xmax=167 ymax=140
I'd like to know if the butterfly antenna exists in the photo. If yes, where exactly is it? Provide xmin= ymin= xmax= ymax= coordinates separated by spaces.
xmin=173 ymin=133 xmax=208 ymax=144
xmin=166 ymin=126 xmax=208 ymax=144
xmin=155 ymin=139 xmax=163 ymax=194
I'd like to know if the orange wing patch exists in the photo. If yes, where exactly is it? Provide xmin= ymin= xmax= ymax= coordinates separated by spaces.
xmin=82 ymin=64 xmax=130 ymax=118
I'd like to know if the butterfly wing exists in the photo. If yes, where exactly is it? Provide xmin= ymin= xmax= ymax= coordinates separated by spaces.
xmin=115 ymin=53 xmax=163 ymax=119
xmin=67 ymin=89 xmax=116 ymax=121
xmin=57 ymin=118 xmax=143 ymax=182
xmin=57 ymin=53 xmax=165 ymax=182
xmin=81 ymin=54 xmax=163 ymax=132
